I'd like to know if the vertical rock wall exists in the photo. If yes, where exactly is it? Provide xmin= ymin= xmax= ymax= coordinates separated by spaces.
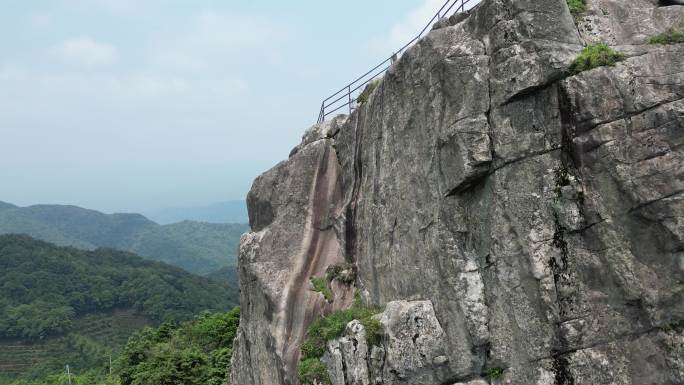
xmin=230 ymin=0 xmax=684 ymax=384
xmin=230 ymin=125 xmax=354 ymax=384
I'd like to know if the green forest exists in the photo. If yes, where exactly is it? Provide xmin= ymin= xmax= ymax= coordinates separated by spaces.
xmin=0 ymin=235 xmax=239 ymax=383
xmin=0 ymin=202 xmax=248 ymax=274
xmin=5 ymin=308 xmax=240 ymax=385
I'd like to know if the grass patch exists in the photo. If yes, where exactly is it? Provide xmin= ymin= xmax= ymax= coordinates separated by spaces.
xmin=486 ymin=367 xmax=505 ymax=379
xmin=356 ymin=79 xmax=381 ymax=105
xmin=568 ymin=44 xmax=624 ymax=75
xmin=361 ymin=317 xmax=382 ymax=347
xmin=300 ymin=306 xmax=382 ymax=360
xmin=658 ymin=320 xmax=683 ymax=333
xmin=298 ymin=301 xmax=384 ymax=385
xmin=298 ymin=358 xmax=331 ymax=385
xmin=311 ymin=277 xmax=334 ymax=303
xmin=566 ymin=0 xmax=586 ymax=16
xmin=649 ymin=29 xmax=684 ymax=45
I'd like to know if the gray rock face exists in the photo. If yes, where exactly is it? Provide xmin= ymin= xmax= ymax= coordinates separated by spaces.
xmin=578 ymin=0 xmax=684 ymax=47
xmin=230 ymin=0 xmax=684 ymax=384
xmin=324 ymin=301 xmax=458 ymax=385
xmin=231 ymin=125 xmax=354 ymax=385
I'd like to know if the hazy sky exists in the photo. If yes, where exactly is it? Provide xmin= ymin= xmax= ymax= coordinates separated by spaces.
xmin=1 ymin=0 xmax=471 ymax=213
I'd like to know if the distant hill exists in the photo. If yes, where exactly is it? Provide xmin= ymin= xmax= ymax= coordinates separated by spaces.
xmin=0 ymin=202 xmax=16 ymax=211
xmin=205 ymin=265 xmax=240 ymax=289
xmin=0 ymin=234 xmax=238 ymax=379
xmin=144 ymin=200 xmax=248 ymax=225
xmin=0 ymin=201 xmax=249 ymax=275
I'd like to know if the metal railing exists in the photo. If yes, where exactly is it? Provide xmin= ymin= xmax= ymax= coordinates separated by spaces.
xmin=317 ymin=0 xmax=475 ymax=123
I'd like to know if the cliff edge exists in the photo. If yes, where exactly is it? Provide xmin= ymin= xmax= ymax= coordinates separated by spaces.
xmin=230 ymin=0 xmax=684 ymax=384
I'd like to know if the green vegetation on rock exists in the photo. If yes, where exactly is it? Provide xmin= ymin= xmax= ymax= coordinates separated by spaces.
xmin=657 ymin=320 xmax=683 ymax=333
xmin=356 ymin=79 xmax=381 ymax=106
xmin=486 ymin=367 xmax=505 ymax=379
xmin=325 ymin=262 xmax=357 ymax=284
xmin=566 ymin=0 xmax=586 ymax=16
xmin=649 ymin=29 xmax=684 ymax=45
xmin=298 ymin=302 xmax=383 ymax=385
xmin=310 ymin=277 xmax=334 ymax=303
xmin=568 ymin=44 xmax=624 ymax=75
xmin=297 ymin=358 xmax=331 ymax=385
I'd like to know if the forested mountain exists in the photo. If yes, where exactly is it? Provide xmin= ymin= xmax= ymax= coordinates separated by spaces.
xmin=144 ymin=200 xmax=248 ymax=225
xmin=0 ymin=235 xmax=238 ymax=382
xmin=0 ymin=202 xmax=17 ymax=211
xmin=0 ymin=234 xmax=237 ymax=339
xmin=204 ymin=266 xmax=239 ymax=289
xmin=0 ymin=202 xmax=248 ymax=274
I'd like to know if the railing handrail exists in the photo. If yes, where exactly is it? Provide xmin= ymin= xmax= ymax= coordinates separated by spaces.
xmin=317 ymin=0 xmax=474 ymax=123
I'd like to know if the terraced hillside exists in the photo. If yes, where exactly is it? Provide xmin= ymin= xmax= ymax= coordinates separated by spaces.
xmin=0 ymin=235 xmax=237 ymax=381
xmin=0 ymin=310 xmax=150 ymax=379
xmin=0 ymin=339 xmax=63 ymax=375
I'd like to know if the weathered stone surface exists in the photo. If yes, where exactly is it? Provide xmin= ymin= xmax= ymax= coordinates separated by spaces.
xmin=324 ymin=320 xmax=371 ymax=385
xmin=577 ymin=0 xmax=684 ymax=47
xmin=231 ymin=138 xmax=353 ymax=385
xmin=296 ymin=115 xmax=348 ymax=154
xmin=379 ymin=301 xmax=451 ymax=384
xmin=230 ymin=0 xmax=684 ymax=384
xmin=451 ymin=381 xmax=488 ymax=385
xmin=324 ymin=301 xmax=453 ymax=385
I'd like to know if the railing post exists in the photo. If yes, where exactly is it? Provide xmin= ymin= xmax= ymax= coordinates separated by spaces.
xmin=348 ymin=85 xmax=352 ymax=114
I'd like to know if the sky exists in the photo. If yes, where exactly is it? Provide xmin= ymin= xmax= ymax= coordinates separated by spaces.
xmin=0 ymin=0 xmax=475 ymax=213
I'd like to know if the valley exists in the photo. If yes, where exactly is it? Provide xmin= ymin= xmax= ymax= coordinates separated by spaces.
xmin=0 ymin=234 xmax=239 ymax=383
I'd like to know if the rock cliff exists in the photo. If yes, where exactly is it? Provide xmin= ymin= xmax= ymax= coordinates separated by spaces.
xmin=230 ymin=0 xmax=684 ymax=384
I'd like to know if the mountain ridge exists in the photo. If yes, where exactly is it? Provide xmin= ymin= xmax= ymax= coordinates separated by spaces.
xmin=0 ymin=202 xmax=17 ymax=211
xmin=144 ymin=200 xmax=248 ymax=225
xmin=0 ymin=201 xmax=248 ymax=274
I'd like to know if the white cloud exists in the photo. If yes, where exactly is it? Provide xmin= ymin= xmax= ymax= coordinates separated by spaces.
xmin=52 ymin=37 xmax=118 ymax=67
xmin=0 ymin=66 xmax=248 ymax=119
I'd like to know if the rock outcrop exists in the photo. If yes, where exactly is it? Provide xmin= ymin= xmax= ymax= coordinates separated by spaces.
xmin=230 ymin=0 xmax=684 ymax=384
xmin=323 ymin=301 xmax=453 ymax=385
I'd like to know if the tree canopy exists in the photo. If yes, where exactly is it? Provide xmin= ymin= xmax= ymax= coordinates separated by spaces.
xmin=0 ymin=234 xmax=238 ymax=340
xmin=0 ymin=203 xmax=248 ymax=274
xmin=4 ymin=308 xmax=240 ymax=385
